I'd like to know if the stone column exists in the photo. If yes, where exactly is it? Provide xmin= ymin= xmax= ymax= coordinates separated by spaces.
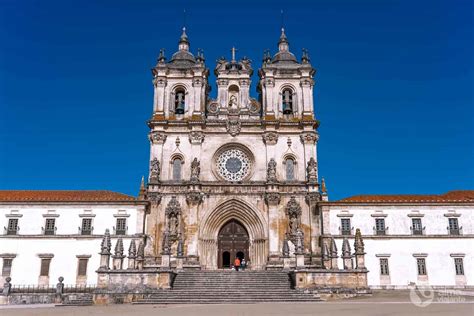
xmin=306 ymin=192 xmax=321 ymax=266
xmin=136 ymin=241 xmax=145 ymax=270
xmin=321 ymin=242 xmax=331 ymax=269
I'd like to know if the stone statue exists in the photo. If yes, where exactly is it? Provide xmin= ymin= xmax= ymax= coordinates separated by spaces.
xmin=289 ymin=215 xmax=298 ymax=235
xmin=267 ymin=158 xmax=277 ymax=183
xmin=229 ymin=94 xmax=238 ymax=107
xmin=190 ymin=158 xmax=200 ymax=183
xmin=306 ymin=157 xmax=318 ymax=183
xmin=169 ymin=214 xmax=179 ymax=236
xmin=150 ymin=158 xmax=160 ymax=182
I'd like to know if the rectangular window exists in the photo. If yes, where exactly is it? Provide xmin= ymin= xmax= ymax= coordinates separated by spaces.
xmin=40 ymin=258 xmax=51 ymax=277
xmin=115 ymin=218 xmax=127 ymax=235
xmin=44 ymin=218 xmax=56 ymax=235
xmin=412 ymin=218 xmax=423 ymax=235
xmin=77 ymin=258 xmax=88 ymax=276
xmin=454 ymin=258 xmax=464 ymax=276
xmin=379 ymin=258 xmax=389 ymax=276
xmin=2 ymin=259 xmax=12 ymax=277
xmin=448 ymin=218 xmax=460 ymax=235
xmin=340 ymin=218 xmax=351 ymax=235
xmin=375 ymin=218 xmax=386 ymax=235
xmin=7 ymin=219 xmax=18 ymax=235
xmin=81 ymin=218 xmax=92 ymax=235
xmin=417 ymin=258 xmax=427 ymax=275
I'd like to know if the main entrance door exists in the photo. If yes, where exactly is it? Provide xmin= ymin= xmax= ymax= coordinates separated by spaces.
xmin=218 ymin=219 xmax=249 ymax=268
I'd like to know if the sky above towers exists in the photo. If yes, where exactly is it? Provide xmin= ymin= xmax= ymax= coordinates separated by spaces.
xmin=0 ymin=0 xmax=472 ymax=199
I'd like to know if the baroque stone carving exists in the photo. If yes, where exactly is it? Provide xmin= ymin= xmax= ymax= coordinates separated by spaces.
xmin=266 ymin=158 xmax=278 ymax=183
xmin=300 ymin=132 xmax=319 ymax=144
xmin=114 ymin=238 xmax=124 ymax=257
xmin=306 ymin=157 xmax=318 ymax=183
xmin=190 ymin=158 xmax=201 ymax=183
xmin=149 ymin=132 xmax=167 ymax=144
xmin=186 ymin=191 xmax=203 ymax=206
xmin=226 ymin=118 xmax=241 ymax=137
xmin=354 ymin=228 xmax=365 ymax=254
xmin=264 ymin=192 xmax=280 ymax=206
xmin=100 ymin=229 xmax=112 ymax=255
xmin=147 ymin=191 xmax=162 ymax=204
xmin=165 ymin=196 xmax=181 ymax=237
xmin=149 ymin=158 xmax=161 ymax=183
xmin=189 ymin=131 xmax=205 ymax=144
xmin=305 ymin=192 xmax=320 ymax=205
xmin=262 ymin=132 xmax=278 ymax=145
xmin=249 ymin=98 xmax=261 ymax=114
xmin=207 ymin=101 xmax=219 ymax=114
xmin=286 ymin=197 xmax=302 ymax=238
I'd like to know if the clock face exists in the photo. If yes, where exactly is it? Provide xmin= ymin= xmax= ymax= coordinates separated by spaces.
xmin=216 ymin=148 xmax=251 ymax=181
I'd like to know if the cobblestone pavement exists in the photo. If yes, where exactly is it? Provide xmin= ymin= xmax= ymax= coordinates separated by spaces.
xmin=1 ymin=291 xmax=473 ymax=316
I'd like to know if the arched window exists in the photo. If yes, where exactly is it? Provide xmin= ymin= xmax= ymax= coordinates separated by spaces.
xmin=285 ymin=158 xmax=295 ymax=181
xmin=282 ymin=88 xmax=293 ymax=114
xmin=172 ymin=158 xmax=182 ymax=181
xmin=174 ymin=88 xmax=185 ymax=114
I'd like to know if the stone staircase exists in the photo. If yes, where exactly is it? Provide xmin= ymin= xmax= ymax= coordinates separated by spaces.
xmin=134 ymin=270 xmax=321 ymax=304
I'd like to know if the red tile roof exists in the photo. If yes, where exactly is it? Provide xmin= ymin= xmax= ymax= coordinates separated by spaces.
xmin=0 ymin=190 xmax=136 ymax=202
xmin=338 ymin=190 xmax=474 ymax=203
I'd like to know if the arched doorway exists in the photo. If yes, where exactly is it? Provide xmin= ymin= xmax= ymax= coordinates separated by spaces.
xmin=218 ymin=219 xmax=249 ymax=269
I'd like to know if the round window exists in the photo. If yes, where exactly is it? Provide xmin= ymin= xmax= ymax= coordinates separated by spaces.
xmin=216 ymin=148 xmax=251 ymax=181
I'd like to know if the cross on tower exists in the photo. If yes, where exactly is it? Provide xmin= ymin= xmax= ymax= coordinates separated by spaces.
xmin=231 ymin=47 xmax=237 ymax=61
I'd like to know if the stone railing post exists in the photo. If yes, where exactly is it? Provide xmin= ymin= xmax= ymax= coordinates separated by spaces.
xmin=341 ymin=238 xmax=353 ymax=269
xmin=354 ymin=228 xmax=366 ymax=269
xmin=127 ymin=239 xmax=137 ymax=269
xmin=329 ymin=237 xmax=339 ymax=269
xmin=99 ymin=229 xmax=112 ymax=269
xmin=56 ymin=276 xmax=64 ymax=295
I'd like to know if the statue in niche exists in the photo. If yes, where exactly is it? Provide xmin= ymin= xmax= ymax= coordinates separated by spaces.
xmin=267 ymin=158 xmax=277 ymax=183
xmin=289 ymin=214 xmax=299 ymax=235
xmin=306 ymin=157 xmax=318 ymax=183
xmin=229 ymin=94 xmax=238 ymax=108
xmin=150 ymin=158 xmax=160 ymax=182
xmin=168 ymin=214 xmax=179 ymax=236
xmin=190 ymin=158 xmax=200 ymax=183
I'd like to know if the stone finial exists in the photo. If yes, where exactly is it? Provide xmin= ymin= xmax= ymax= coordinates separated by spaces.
xmin=137 ymin=241 xmax=145 ymax=259
xmin=138 ymin=176 xmax=146 ymax=200
xmin=294 ymin=229 xmax=304 ymax=254
xmin=321 ymin=178 xmax=327 ymax=194
xmin=3 ymin=277 xmax=12 ymax=296
xmin=114 ymin=238 xmax=124 ymax=257
xmin=100 ymin=229 xmax=112 ymax=255
xmin=282 ymin=237 xmax=290 ymax=257
xmin=322 ymin=243 xmax=329 ymax=260
xmin=128 ymin=239 xmax=137 ymax=258
xmin=342 ymin=238 xmax=351 ymax=257
xmin=56 ymin=276 xmax=64 ymax=295
xmin=177 ymin=237 xmax=184 ymax=257
xmin=330 ymin=238 xmax=338 ymax=257
xmin=354 ymin=228 xmax=365 ymax=254
xmin=266 ymin=158 xmax=278 ymax=183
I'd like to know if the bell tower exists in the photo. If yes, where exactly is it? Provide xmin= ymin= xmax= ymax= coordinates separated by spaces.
xmin=258 ymin=28 xmax=316 ymax=120
xmin=151 ymin=28 xmax=209 ymax=119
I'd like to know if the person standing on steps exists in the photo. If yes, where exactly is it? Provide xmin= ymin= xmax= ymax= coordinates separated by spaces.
xmin=234 ymin=257 xmax=241 ymax=271
xmin=241 ymin=258 xmax=246 ymax=271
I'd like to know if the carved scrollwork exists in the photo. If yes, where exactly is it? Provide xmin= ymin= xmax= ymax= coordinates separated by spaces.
xmin=306 ymin=157 xmax=318 ymax=183
xmin=207 ymin=101 xmax=219 ymax=114
xmin=226 ymin=118 xmax=241 ymax=137
xmin=300 ymin=132 xmax=319 ymax=144
xmin=189 ymin=131 xmax=205 ymax=144
xmin=249 ymin=98 xmax=261 ymax=114
xmin=264 ymin=192 xmax=281 ymax=206
xmin=149 ymin=132 xmax=167 ymax=144
xmin=262 ymin=132 xmax=278 ymax=145
xmin=186 ymin=191 xmax=203 ymax=206
xmin=149 ymin=158 xmax=161 ymax=183
xmin=147 ymin=191 xmax=162 ymax=205
xmin=266 ymin=158 xmax=278 ymax=183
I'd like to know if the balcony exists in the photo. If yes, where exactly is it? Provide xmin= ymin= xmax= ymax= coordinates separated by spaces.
xmin=42 ymin=226 xmax=57 ymax=236
xmin=410 ymin=226 xmax=425 ymax=236
xmin=338 ymin=226 xmax=354 ymax=236
xmin=4 ymin=226 xmax=20 ymax=235
xmin=447 ymin=227 xmax=463 ymax=236
xmin=113 ymin=226 xmax=128 ymax=236
xmin=373 ymin=226 xmax=389 ymax=236
xmin=78 ymin=226 xmax=94 ymax=235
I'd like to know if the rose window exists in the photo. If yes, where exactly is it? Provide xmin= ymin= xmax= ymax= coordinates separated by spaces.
xmin=216 ymin=148 xmax=251 ymax=181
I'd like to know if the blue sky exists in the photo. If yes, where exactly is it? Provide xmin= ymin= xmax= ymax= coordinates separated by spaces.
xmin=0 ymin=0 xmax=472 ymax=200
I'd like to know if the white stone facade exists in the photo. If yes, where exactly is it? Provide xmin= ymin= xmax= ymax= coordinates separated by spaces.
xmin=0 ymin=197 xmax=147 ymax=285
xmin=321 ymin=202 xmax=474 ymax=288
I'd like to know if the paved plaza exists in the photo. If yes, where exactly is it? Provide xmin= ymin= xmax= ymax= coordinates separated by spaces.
xmin=1 ymin=291 xmax=473 ymax=316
